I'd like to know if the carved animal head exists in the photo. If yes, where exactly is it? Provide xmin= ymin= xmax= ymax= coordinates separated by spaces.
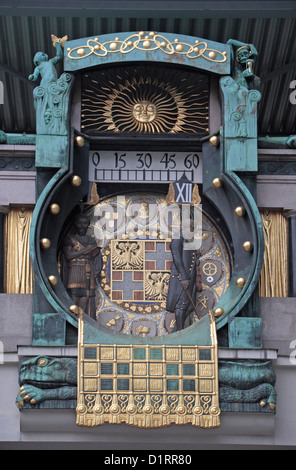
xmin=19 ymin=356 xmax=77 ymax=388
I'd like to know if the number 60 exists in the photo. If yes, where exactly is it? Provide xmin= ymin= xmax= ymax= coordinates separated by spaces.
xmin=184 ymin=154 xmax=199 ymax=169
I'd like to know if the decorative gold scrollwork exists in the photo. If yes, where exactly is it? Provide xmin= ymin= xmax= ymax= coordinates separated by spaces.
xmin=67 ymin=31 xmax=227 ymax=63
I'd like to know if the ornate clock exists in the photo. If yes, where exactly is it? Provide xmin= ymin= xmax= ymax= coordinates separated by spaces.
xmin=16 ymin=32 xmax=276 ymax=427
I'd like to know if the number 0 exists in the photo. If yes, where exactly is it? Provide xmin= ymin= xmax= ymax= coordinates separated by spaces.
xmin=92 ymin=152 xmax=100 ymax=167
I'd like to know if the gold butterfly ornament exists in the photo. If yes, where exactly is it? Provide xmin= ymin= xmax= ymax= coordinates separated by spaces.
xmin=51 ymin=34 xmax=68 ymax=48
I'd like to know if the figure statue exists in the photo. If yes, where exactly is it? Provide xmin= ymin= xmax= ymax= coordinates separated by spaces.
xmin=28 ymin=35 xmax=73 ymax=140
xmin=166 ymin=218 xmax=203 ymax=332
xmin=0 ymin=130 xmax=36 ymax=145
xmin=258 ymin=135 xmax=296 ymax=149
xmin=28 ymin=39 xmax=64 ymax=86
xmin=62 ymin=214 xmax=102 ymax=320
xmin=227 ymin=39 xmax=260 ymax=89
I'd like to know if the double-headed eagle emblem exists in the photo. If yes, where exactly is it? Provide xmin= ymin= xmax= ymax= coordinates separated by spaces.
xmin=112 ymin=241 xmax=144 ymax=270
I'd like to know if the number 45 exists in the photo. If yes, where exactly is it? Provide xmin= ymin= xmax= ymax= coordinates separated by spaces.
xmin=160 ymin=153 xmax=176 ymax=169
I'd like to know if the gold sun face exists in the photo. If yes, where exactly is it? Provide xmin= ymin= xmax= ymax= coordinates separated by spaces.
xmin=132 ymin=101 xmax=157 ymax=123
xmin=81 ymin=64 xmax=209 ymax=134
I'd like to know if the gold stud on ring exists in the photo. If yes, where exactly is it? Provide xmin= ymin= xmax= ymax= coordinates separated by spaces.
xmin=75 ymin=136 xmax=85 ymax=147
xmin=243 ymin=241 xmax=254 ymax=252
xmin=71 ymin=175 xmax=82 ymax=187
xmin=40 ymin=238 xmax=51 ymax=249
xmin=69 ymin=305 xmax=80 ymax=315
xmin=234 ymin=206 xmax=245 ymax=217
xmin=236 ymin=277 xmax=246 ymax=288
xmin=50 ymin=203 xmax=60 ymax=215
xmin=212 ymin=178 xmax=222 ymax=188
xmin=48 ymin=275 xmax=58 ymax=286
xmin=214 ymin=307 xmax=225 ymax=317
xmin=209 ymin=135 xmax=220 ymax=147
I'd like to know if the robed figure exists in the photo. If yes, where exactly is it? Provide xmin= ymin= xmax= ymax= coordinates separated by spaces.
xmin=166 ymin=232 xmax=202 ymax=332
xmin=62 ymin=214 xmax=102 ymax=319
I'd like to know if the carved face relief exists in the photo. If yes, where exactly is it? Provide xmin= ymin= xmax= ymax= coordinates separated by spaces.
xmin=132 ymin=101 xmax=157 ymax=123
xmin=74 ymin=215 xmax=90 ymax=237
xmin=33 ymin=51 xmax=49 ymax=65
xmin=236 ymin=47 xmax=251 ymax=64
xmin=44 ymin=109 xmax=52 ymax=125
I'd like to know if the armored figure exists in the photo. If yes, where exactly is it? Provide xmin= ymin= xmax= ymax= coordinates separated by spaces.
xmin=166 ymin=230 xmax=202 ymax=332
xmin=62 ymin=214 xmax=102 ymax=319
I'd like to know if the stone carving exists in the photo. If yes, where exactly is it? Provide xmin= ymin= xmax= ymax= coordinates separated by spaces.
xmin=227 ymin=39 xmax=260 ymax=90
xmin=33 ymin=72 xmax=74 ymax=135
xmin=29 ymin=39 xmax=64 ymax=86
xmin=220 ymin=41 xmax=261 ymax=172
xmin=16 ymin=356 xmax=77 ymax=408
xmin=16 ymin=356 xmax=277 ymax=412
xmin=0 ymin=157 xmax=35 ymax=171
xmin=219 ymin=360 xmax=277 ymax=410
xmin=0 ymin=131 xmax=36 ymax=145
xmin=29 ymin=37 xmax=74 ymax=135
xmin=166 ymin=223 xmax=203 ymax=332
xmin=287 ymin=135 xmax=296 ymax=148
xmin=62 ymin=214 xmax=102 ymax=320
xmin=258 ymin=161 xmax=296 ymax=175
xmin=258 ymin=135 xmax=296 ymax=149
xmin=220 ymin=75 xmax=261 ymax=139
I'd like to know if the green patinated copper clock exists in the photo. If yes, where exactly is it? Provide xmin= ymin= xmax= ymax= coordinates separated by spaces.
xmin=15 ymin=32 xmax=277 ymax=427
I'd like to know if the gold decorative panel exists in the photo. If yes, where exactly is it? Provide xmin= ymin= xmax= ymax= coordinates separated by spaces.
xmin=68 ymin=32 xmax=227 ymax=64
xmin=76 ymin=311 xmax=220 ymax=429
xmin=4 ymin=207 xmax=34 ymax=294
xmin=259 ymin=210 xmax=288 ymax=297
